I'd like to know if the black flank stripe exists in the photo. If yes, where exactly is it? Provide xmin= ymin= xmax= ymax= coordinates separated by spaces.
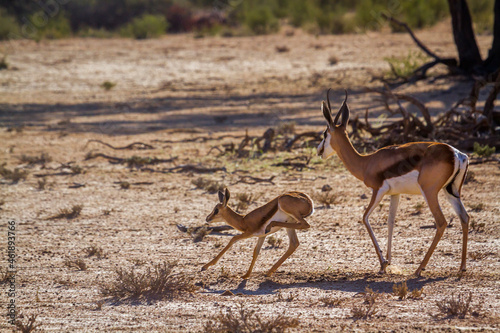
xmin=381 ymin=154 xmax=422 ymax=180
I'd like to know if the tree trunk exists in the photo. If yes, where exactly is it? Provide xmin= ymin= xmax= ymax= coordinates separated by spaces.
xmin=447 ymin=0 xmax=483 ymax=71
xmin=483 ymin=0 xmax=500 ymax=76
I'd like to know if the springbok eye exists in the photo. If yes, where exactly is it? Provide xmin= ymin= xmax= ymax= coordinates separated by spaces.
xmin=214 ymin=208 xmax=219 ymax=215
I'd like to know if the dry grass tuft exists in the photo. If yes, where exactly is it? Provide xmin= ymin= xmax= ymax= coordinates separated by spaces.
xmin=0 ymin=163 xmax=29 ymax=183
xmin=275 ymin=121 xmax=296 ymax=136
xmin=19 ymin=153 xmax=52 ymax=165
xmin=411 ymin=202 xmax=425 ymax=215
xmin=70 ymin=165 xmax=83 ymax=174
xmin=37 ymin=178 xmax=47 ymax=190
xmin=266 ymin=235 xmax=283 ymax=248
xmin=410 ymin=286 xmax=424 ymax=299
xmin=192 ymin=177 xmax=225 ymax=194
xmin=95 ymin=300 xmax=104 ymax=311
xmin=64 ymin=258 xmax=87 ymax=271
xmin=119 ymin=181 xmax=130 ymax=189
xmin=49 ymin=205 xmax=83 ymax=219
xmin=469 ymin=203 xmax=485 ymax=212
xmin=101 ymin=261 xmax=197 ymax=300
xmin=190 ymin=226 xmax=212 ymax=243
xmin=0 ymin=268 xmax=14 ymax=284
xmin=393 ymin=281 xmax=408 ymax=300
xmin=318 ymin=295 xmax=345 ymax=307
xmin=16 ymin=313 xmax=40 ymax=333
xmin=235 ymin=192 xmax=254 ymax=212
xmin=204 ymin=303 xmax=299 ymax=333
xmin=470 ymin=220 xmax=486 ymax=233
xmin=469 ymin=251 xmax=492 ymax=260
xmin=464 ymin=170 xmax=476 ymax=184
xmin=85 ymin=245 xmax=106 ymax=259
xmin=435 ymin=292 xmax=476 ymax=319
xmin=352 ymin=287 xmax=380 ymax=319
xmin=275 ymin=45 xmax=290 ymax=53
xmin=328 ymin=55 xmax=339 ymax=65
xmin=313 ymin=191 xmax=338 ymax=208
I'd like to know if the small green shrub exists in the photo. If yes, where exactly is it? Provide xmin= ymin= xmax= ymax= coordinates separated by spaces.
xmin=77 ymin=27 xmax=114 ymax=38
xmin=29 ymin=12 xmax=72 ymax=40
xmin=244 ymin=7 xmax=279 ymax=35
xmin=101 ymin=81 xmax=116 ymax=91
xmin=355 ymin=0 xmax=386 ymax=31
xmin=470 ymin=0 xmax=495 ymax=34
xmin=288 ymin=0 xmax=318 ymax=27
xmin=121 ymin=14 xmax=168 ymax=39
xmin=385 ymin=51 xmax=429 ymax=79
xmin=0 ymin=9 xmax=20 ymax=40
xmin=0 ymin=56 xmax=7 ymax=70
xmin=400 ymin=0 xmax=449 ymax=29
xmin=473 ymin=142 xmax=495 ymax=158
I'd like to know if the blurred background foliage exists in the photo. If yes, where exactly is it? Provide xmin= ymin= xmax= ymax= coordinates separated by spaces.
xmin=0 ymin=0 xmax=495 ymax=40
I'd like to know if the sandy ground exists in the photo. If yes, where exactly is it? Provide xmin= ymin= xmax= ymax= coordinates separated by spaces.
xmin=0 ymin=22 xmax=499 ymax=332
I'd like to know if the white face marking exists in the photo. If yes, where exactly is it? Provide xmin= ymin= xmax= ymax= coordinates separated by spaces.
xmin=384 ymin=170 xmax=422 ymax=195
xmin=317 ymin=131 xmax=335 ymax=159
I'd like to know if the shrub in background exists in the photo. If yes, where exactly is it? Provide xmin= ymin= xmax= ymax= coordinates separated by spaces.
xmin=244 ymin=6 xmax=279 ymax=35
xmin=0 ymin=8 xmax=20 ymax=40
xmin=121 ymin=14 xmax=169 ymax=39
xmin=28 ymin=11 xmax=72 ymax=40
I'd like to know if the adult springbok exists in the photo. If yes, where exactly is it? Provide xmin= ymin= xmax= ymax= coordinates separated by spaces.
xmin=317 ymin=89 xmax=469 ymax=276
xmin=202 ymin=188 xmax=314 ymax=279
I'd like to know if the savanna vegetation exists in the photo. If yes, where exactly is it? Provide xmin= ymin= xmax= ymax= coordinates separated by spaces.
xmin=0 ymin=0 xmax=496 ymax=40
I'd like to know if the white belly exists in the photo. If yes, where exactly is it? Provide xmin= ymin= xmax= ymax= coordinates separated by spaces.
xmin=254 ymin=210 xmax=290 ymax=237
xmin=384 ymin=170 xmax=421 ymax=195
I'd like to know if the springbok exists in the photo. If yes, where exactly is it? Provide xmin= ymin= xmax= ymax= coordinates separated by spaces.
xmin=202 ymin=188 xmax=314 ymax=279
xmin=317 ymin=89 xmax=469 ymax=276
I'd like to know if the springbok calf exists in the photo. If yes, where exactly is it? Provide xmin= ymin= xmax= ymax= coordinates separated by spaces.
xmin=202 ymin=188 xmax=314 ymax=279
xmin=317 ymin=89 xmax=469 ymax=276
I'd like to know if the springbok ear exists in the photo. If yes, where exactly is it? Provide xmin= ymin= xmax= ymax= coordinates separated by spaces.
xmin=321 ymin=101 xmax=333 ymax=127
xmin=218 ymin=190 xmax=224 ymax=203
xmin=339 ymin=90 xmax=350 ymax=127
xmin=224 ymin=188 xmax=230 ymax=206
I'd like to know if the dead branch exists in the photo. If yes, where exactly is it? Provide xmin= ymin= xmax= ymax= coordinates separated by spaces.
xmin=382 ymin=14 xmax=458 ymax=75
xmin=354 ymin=85 xmax=498 ymax=153
xmin=176 ymin=224 xmax=233 ymax=233
xmin=483 ymin=70 xmax=500 ymax=132
xmin=163 ymin=164 xmax=227 ymax=173
xmin=113 ymin=181 xmax=154 ymax=186
xmin=283 ymin=131 xmax=321 ymax=151
xmin=176 ymin=224 xmax=234 ymax=242
xmin=84 ymin=153 xmax=177 ymax=167
xmin=273 ymin=156 xmax=313 ymax=171
xmin=153 ymin=134 xmax=245 ymax=144
xmin=235 ymin=175 xmax=276 ymax=185
xmin=469 ymin=156 xmax=500 ymax=165
xmin=85 ymin=139 xmax=154 ymax=150
xmin=68 ymin=182 xmax=86 ymax=188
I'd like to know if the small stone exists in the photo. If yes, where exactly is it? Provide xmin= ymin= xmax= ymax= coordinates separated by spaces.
xmin=221 ymin=290 xmax=234 ymax=296
xmin=322 ymin=184 xmax=332 ymax=192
